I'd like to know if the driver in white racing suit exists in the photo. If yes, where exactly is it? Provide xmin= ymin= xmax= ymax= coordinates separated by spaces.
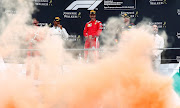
xmin=152 ymin=25 xmax=164 ymax=71
xmin=49 ymin=17 xmax=69 ymax=40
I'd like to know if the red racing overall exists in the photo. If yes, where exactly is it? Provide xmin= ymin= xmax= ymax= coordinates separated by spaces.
xmin=83 ymin=20 xmax=102 ymax=61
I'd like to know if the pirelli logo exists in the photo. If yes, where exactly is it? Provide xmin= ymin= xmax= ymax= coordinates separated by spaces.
xmin=66 ymin=0 xmax=103 ymax=10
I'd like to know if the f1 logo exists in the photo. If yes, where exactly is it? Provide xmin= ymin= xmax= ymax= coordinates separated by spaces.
xmin=66 ymin=0 xmax=103 ymax=10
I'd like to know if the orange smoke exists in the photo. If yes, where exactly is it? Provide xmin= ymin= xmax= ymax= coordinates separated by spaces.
xmin=0 ymin=0 xmax=179 ymax=107
xmin=5 ymin=99 xmax=16 ymax=108
xmin=0 ymin=26 xmax=179 ymax=108
xmin=36 ymin=28 xmax=179 ymax=108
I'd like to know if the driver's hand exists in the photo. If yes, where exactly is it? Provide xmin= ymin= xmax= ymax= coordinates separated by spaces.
xmin=89 ymin=35 xmax=92 ymax=39
xmin=58 ymin=24 xmax=63 ymax=29
xmin=85 ymin=36 xmax=88 ymax=40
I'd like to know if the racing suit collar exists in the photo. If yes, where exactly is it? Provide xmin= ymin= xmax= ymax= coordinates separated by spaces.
xmin=90 ymin=19 xmax=96 ymax=23
xmin=53 ymin=26 xmax=60 ymax=29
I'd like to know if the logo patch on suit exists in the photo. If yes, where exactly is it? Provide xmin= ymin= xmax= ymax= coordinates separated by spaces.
xmin=87 ymin=23 xmax=92 ymax=27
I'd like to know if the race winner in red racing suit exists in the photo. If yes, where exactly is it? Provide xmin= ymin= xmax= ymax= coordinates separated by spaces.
xmin=83 ymin=10 xmax=102 ymax=61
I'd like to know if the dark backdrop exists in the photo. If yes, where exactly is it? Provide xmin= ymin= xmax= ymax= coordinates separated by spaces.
xmin=33 ymin=0 xmax=180 ymax=63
